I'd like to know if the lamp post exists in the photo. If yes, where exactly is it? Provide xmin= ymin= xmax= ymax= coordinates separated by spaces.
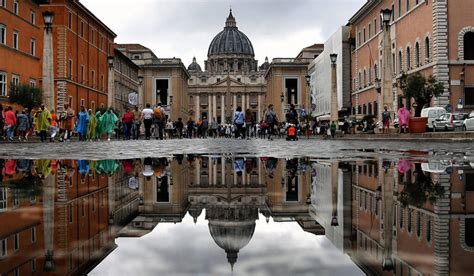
xmin=381 ymin=8 xmax=394 ymax=127
xmin=330 ymin=53 xmax=338 ymax=124
xmin=138 ymin=75 xmax=143 ymax=108
xmin=107 ymin=56 xmax=114 ymax=109
xmin=42 ymin=11 xmax=54 ymax=111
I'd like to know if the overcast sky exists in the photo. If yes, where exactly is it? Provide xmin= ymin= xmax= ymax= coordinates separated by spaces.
xmin=81 ymin=0 xmax=365 ymax=68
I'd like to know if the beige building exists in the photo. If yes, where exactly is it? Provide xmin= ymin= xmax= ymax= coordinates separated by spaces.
xmin=116 ymin=44 xmax=190 ymax=121
xmin=187 ymin=10 xmax=267 ymax=123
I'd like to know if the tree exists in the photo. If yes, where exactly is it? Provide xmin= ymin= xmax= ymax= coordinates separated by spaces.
xmin=8 ymin=83 xmax=42 ymax=110
xmin=399 ymin=73 xmax=444 ymax=117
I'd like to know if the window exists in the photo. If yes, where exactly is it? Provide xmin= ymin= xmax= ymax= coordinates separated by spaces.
xmin=407 ymin=209 xmax=413 ymax=232
xmin=91 ymin=29 xmax=94 ymax=44
xmin=369 ymin=66 xmax=372 ymax=83
xmin=465 ymin=87 xmax=474 ymax=106
xmin=358 ymin=32 xmax=361 ymax=47
xmin=68 ymin=59 xmax=73 ymax=79
xmin=368 ymin=102 xmax=373 ymax=115
xmin=80 ymin=21 xmax=84 ymax=37
xmin=30 ymin=38 xmax=35 ymax=56
xmin=0 ymin=24 xmax=5 ymax=44
xmin=68 ymin=204 xmax=73 ymax=223
xmin=368 ymin=23 xmax=372 ymax=37
xmin=464 ymin=32 xmax=474 ymax=60
xmin=80 ymin=98 xmax=85 ymax=108
xmin=80 ymin=65 xmax=84 ymax=83
xmin=30 ymin=10 xmax=35 ymax=24
xmin=374 ymin=19 xmax=377 ymax=33
xmin=374 ymin=101 xmax=378 ymax=116
xmin=91 ymin=70 xmax=95 ymax=87
xmin=1 ymin=239 xmax=6 ymax=258
xmin=12 ymin=74 xmax=19 ymax=87
xmin=425 ymin=37 xmax=431 ymax=61
xmin=0 ymin=72 xmax=7 ymax=97
xmin=465 ymin=218 xmax=474 ymax=247
xmin=133 ymin=54 xmax=141 ymax=60
xmin=0 ymin=0 xmax=5 ymax=8
xmin=363 ymin=104 xmax=367 ymax=114
xmin=415 ymin=42 xmax=420 ymax=67
xmin=29 ymin=79 xmax=35 ymax=87
xmin=31 ymin=227 xmax=36 ymax=243
xmin=31 ymin=258 xmax=36 ymax=272
xmin=399 ymin=206 xmax=404 ymax=228
xmin=68 ymin=12 xmax=72 ymax=29
xmin=358 ymin=72 xmax=362 ymax=89
xmin=416 ymin=211 xmax=421 ymax=238
xmin=406 ymin=47 xmax=411 ymax=70
xmin=398 ymin=51 xmax=403 ymax=73
xmin=13 ymin=0 xmax=18 ymax=15
xmin=363 ymin=70 xmax=367 ymax=87
xmin=68 ymin=96 xmax=73 ymax=107
xmin=363 ymin=28 xmax=366 ymax=43
xmin=13 ymin=30 xmax=18 ymax=49
xmin=398 ymin=0 xmax=402 ymax=17
xmin=374 ymin=64 xmax=378 ymax=79
xmin=14 ymin=233 xmax=19 ymax=251
xmin=407 ymin=0 xmax=410 ymax=11
xmin=426 ymin=216 xmax=432 ymax=242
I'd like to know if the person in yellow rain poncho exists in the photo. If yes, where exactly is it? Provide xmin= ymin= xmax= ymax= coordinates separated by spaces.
xmin=33 ymin=160 xmax=51 ymax=179
xmin=87 ymin=109 xmax=97 ymax=141
xmin=35 ymin=104 xmax=52 ymax=142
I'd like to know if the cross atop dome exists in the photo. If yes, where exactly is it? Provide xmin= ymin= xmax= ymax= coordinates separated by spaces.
xmin=225 ymin=8 xmax=237 ymax=28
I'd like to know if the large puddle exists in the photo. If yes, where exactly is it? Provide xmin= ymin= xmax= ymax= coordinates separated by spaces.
xmin=0 ymin=154 xmax=473 ymax=275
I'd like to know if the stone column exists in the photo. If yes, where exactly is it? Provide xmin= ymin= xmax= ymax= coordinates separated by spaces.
xmin=330 ymin=59 xmax=338 ymax=123
xmin=242 ymin=94 xmax=246 ymax=112
xmin=233 ymin=94 xmax=237 ymax=117
xmin=107 ymin=65 xmax=114 ymax=109
xmin=212 ymin=94 xmax=217 ymax=121
xmin=257 ymin=94 xmax=262 ymax=122
xmin=42 ymin=27 xmax=55 ymax=110
xmin=43 ymin=173 xmax=55 ymax=271
xmin=331 ymin=162 xmax=339 ymax=226
xmin=221 ymin=157 xmax=225 ymax=185
xmin=247 ymin=94 xmax=250 ymax=112
xmin=221 ymin=94 xmax=225 ymax=123
xmin=382 ymin=23 xmax=394 ymax=122
xmin=196 ymin=95 xmax=200 ymax=120
xmin=208 ymin=94 xmax=212 ymax=121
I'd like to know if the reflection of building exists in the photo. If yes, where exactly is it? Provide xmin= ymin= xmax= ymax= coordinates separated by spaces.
xmin=187 ymin=11 xmax=266 ymax=123
xmin=349 ymin=159 xmax=474 ymax=275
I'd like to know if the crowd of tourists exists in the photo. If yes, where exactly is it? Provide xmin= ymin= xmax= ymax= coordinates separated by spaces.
xmin=0 ymin=101 xmax=320 ymax=142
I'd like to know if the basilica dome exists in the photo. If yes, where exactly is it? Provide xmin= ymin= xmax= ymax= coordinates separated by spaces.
xmin=188 ymin=57 xmax=202 ymax=72
xmin=207 ymin=10 xmax=255 ymax=58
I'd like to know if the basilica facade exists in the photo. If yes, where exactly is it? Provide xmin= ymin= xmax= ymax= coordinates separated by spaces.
xmin=187 ymin=10 xmax=267 ymax=124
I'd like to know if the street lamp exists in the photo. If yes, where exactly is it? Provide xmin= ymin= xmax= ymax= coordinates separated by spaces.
xmin=42 ymin=11 xmax=54 ymax=33
xmin=380 ymin=8 xmax=394 ymax=130
xmin=305 ymin=75 xmax=311 ymax=86
xmin=137 ymin=75 xmax=143 ymax=108
xmin=169 ymin=95 xmax=173 ymax=105
xmin=330 ymin=53 xmax=338 ymax=124
xmin=107 ymin=56 xmax=114 ymax=69
xmin=280 ymin=92 xmax=285 ymax=103
xmin=138 ymin=75 xmax=143 ymax=86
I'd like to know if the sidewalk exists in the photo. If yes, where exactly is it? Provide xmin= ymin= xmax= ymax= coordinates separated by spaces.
xmin=330 ymin=131 xmax=474 ymax=142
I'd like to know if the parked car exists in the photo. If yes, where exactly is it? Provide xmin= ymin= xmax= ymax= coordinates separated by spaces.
xmin=463 ymin=111 xmax=474 ymax=131
xmin=421 ymin=107 xmax=447 ymax=130
xmin=433 ymin=112 xmax=468 ymax=131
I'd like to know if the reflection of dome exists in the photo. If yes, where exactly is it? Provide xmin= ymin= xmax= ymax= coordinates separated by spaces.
xmin=188 ymin=57 xmax=202 ymax=72
xmin=188 ymin=207 xmax=203 ymax=223
xmin=208 ymin=10 xmax=255 ymax=57
xmin=207 ymin=207 xmax=258 ymax=270
xmin=209 ymin=220 xmax=255 ymax=270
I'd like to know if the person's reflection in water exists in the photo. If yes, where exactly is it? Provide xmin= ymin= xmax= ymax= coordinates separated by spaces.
xmin=234 ymin=157 xmax=244 ymax=176
xmin=264 ymin=157 xmax=278 ymax=179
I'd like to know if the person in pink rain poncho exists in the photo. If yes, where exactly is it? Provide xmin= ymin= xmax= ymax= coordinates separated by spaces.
xmin=397 ymin=104 xmax=411 ymax=133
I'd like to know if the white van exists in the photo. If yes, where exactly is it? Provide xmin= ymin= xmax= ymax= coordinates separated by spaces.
xmin=421 ymin=107 xmax=447 ymax=130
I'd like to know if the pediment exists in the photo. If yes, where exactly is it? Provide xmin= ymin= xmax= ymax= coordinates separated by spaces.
xmin=212 ymin=78 xmax=245 ymax=87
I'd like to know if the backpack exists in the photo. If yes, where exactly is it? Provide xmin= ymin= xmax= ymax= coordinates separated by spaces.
xmin=154 ymin=107 xmax=162 ymax=120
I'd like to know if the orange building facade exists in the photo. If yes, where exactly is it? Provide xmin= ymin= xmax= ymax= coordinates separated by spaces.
xmin=349 ymin=0 xmax=474 ymax=120
xmin=0 ymin=0 xmax=44 ymax=102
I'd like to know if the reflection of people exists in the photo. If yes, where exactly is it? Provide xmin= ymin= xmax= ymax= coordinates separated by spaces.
xmin=234 ymin=158 xmax=244 ymax=176
xmin=264 ymin=157 xmax=278 ymax=178
xmin=143 ymin=158 xmax=154 ymax=180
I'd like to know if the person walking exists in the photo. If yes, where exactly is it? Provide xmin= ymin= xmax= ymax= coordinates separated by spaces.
xmin=210 ymin=118 xmax=218 ymax=138
xmin=141 ymin=103 xmax=153 ymax=140
xmin=397 ymin=104 xmax=410 ymax=134
xmin=245 ymin=109 xmax=253 ymax=139
xmin=286 ymin=104 xmax=299 ymax=125
xmin=165 ymin=119 xmax=174 ymax=139
xmin=233 ymin=106 xmax=245 ymax=139
xmin=264 ymin=104 xmax=278 ymax=140
xmin=382 ymin=105 xmax=391 ymax=134
xmin=153 ymin=103 xmax=165 ymax=140
xmin=175 ymin=118 xmax=184 ymax=139
xmin=59 ymin=104 xmax=75 ymax=141
xmin=87 ymin=109 xmax=97 ymax=141
xmin=75 ymin=106 xmax=90 ymax=142
xmin=4 ymin=106 xmax=16 ymax=142
xmin=16 ymin=110 xmax=30 ymax=141
xmin=50 ymin=109 xmax=58 ymax=142
xmin=330 ymin=121 xmax=337 ymax=138
xmin=36 ymin=104 xmax=52 ymax=142
xmin=101 ymin=108 xmax=118 ymax=142
xmin=201 ymin=117 xmax=209 ymax=139
xmin=122 ymin=107 xmax=134 ymax=140
xmin=132 ymin=106 xmax=141 ymax=140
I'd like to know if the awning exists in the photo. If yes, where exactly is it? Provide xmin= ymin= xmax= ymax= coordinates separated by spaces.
xmin=317 ymin=115 xmax=331 ymax=122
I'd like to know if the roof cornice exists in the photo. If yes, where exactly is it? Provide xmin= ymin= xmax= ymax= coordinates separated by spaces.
xmin=348 ymin=0 xmax=382 ymax=24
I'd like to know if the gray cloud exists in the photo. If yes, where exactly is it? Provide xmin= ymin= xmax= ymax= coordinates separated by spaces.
xmin=82 ymin=0 xmax=365 ymax=67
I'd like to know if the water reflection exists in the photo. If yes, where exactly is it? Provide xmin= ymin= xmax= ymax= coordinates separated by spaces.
xmin=0 ymin=157 xmax=473 ymax=275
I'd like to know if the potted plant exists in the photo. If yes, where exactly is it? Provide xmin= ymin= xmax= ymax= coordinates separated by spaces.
xmin=399 ymin=73 xmax=444 ymax=133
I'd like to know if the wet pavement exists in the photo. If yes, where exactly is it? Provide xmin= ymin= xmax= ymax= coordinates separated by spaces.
xmin=0 ymin=141 xmax=474 ymax=275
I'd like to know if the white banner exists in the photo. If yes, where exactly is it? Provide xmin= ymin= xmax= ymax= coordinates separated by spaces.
xmin=128 ymin=92 xmax=138 ymax=105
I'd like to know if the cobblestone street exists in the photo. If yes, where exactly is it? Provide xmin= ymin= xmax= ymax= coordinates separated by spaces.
xmin=1 ymin=138 xmax=472 ymax=161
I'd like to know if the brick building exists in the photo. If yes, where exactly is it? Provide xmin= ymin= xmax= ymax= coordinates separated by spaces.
xmin=39 ymin=0 xmax=116 ymax=113
xmin=348 ymin=0 xmax=474 ymax=121
xmin=0 ymin=0 xmax=45 ymax=102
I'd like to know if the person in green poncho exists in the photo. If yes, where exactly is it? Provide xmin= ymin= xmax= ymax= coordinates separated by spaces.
xmin=94 ymin=111 xmax=103 ymax=140
xmin=101 ymin=108 xmax=118 ymax=142
xmin=87 ymin=109 xmax=97 ymax=141
xmin=36 ymin=104 xmax=52 ymax=142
